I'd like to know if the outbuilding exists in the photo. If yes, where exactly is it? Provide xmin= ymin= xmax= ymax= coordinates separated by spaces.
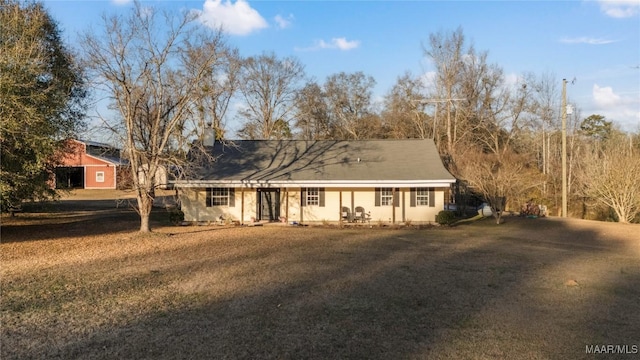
xmin=54 ymin=139 xmax=127 ymax=189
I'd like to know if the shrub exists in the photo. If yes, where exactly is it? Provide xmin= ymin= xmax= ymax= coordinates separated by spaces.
xmin=436 ymin=210 xmax=456 ymax=225
xmin=168 ymin=208 xmax=184 ymax=225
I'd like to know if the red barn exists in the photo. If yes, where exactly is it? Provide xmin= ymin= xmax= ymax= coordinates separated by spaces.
xmin=54 ymin=139 xmax=127 ymax=189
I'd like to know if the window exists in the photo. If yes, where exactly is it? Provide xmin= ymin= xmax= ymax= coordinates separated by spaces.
xmin=306 ymin=187 xmax=319 ymax=206
xmin=375 ymin=188 xmax=398 ymax=207
xmin=301 ymin=188 xmax=324 ymax=207
xmin=207 ymin=188 xmax=229 ymax=206
xmin=96 ymin=171 xmax=105 ymax=183
xmin=411 ymin=187 xmax=435 ymax=207
xmin=416 ymin=188 xmax=429 ymax=206
xmin=380 ymin=188 xmax=393 ymax=206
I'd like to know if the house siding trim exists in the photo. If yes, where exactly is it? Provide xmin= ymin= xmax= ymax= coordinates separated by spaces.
xmin=172 ymin=179 xmax=455 ymax=188
xmin=179 ymin=187 xmax=448 ymax=224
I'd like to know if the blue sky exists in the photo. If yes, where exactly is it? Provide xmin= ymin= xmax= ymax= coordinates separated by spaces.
xmin=44 ymin=0 xmax=640 ymax=133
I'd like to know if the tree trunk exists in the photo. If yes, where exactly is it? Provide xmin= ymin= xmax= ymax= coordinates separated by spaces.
xmin=614 ymin=208 xmax=630 ymax=224
xmin=140 ymin=213 xmax=151 ymax=232
xmin=137 ymin=192 xmax=154 ymax=232
xmin=490 ymin=196 xmax=506 ymax=225
xmin=493 ymin=212 xmax=502 ymax=225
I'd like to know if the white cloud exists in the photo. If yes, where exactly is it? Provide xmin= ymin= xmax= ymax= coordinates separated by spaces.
xmin=196 ymin=0 xmax=268 ymax=36
xmin=597 ymin=0 xmax=640 ymax=18
xmin=111 ymin=0 xmax=132 ymax=5
xmin=419 ymin=71 xmax=437 ymax=93
xmin=274 ymin=14 xmax=294 ymax=29
xmin=332 ymin=37 xmax=360 ymax=50
xmin=591 ymin=84 xmax=640 ymax=131
xmin=593 ymin=84 xmax=622 ymax=107
xmin=295 ymin=37 xmax=360 ymax=51
xmin=559 ymin=36 xmax=618 ymax=45
xmin=504 ymin=73 xmax=522 ymax=88
xmin=420 ymin=71 xmax=437 ymax=85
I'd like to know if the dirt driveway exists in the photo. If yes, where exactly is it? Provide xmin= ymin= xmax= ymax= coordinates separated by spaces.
xmin=1 ymin=190 xmax=639 ymax=359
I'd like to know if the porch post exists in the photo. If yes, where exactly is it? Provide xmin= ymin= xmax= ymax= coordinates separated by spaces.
xmin=285 ymin=187 xmax=289 ymax=223
xmin=339 ymin=191 xmax=343 ymax=225
xmin=351 ymin=191 xmax=354 ymax=214
xmin=241 ymin=187 xmax=244 ymax=225
xmin=392 ymin=187 xmax=396 ymax=224
xmin=402 ymin=188 xmax=406 ymax=223
xmin=195 ymin=189 xmax=200 ymax=222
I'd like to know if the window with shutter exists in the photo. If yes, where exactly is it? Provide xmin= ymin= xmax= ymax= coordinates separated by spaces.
xmin=303 ymin=187 xmax=325 ymax=207
xmin=416 ymin=188 xmax=429 ymax=206
xmin=411 ymin=187 xmax=436 ymax=207
xmin=301 ymin=188 xmax=307 ymax=206
xmin=429 ymin=187 xmax=435 ymax=207
xmin=306 ymin=187 xmax=320 ymax=205
xmin=206 ymin=188 xmax=230 ymax=207
xmin=380 ymin=188 xmax=393 ymax=206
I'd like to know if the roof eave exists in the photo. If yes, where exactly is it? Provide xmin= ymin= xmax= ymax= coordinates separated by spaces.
xmin=170 ymin=179 xmax=456 ymax=188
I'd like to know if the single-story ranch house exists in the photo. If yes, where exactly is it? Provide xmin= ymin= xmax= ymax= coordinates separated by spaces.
xmin=172 ymin=138 xmax=456 ymax=225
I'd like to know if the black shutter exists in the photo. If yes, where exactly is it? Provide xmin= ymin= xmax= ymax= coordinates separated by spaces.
xmin=301 ymin=188 xmax=306 ymax=207
xmin=228 ymin=188 xmax=235 ymax=207
xmin=410 ymin=188 xmax=416 ymax=207
xmin=206 ymin=188 xmax=212 ymax=207
xmin=319 ymin=188 xmax=325 ymax=207
xmin=256 ymin=189 xmax=260 ymax=218
xmin=375 ymin=188 xmax=380 ymax=207
xmin=429 ymin=187 xmax=435 ymax=207
xmin=393 ymin=188 xmax=399 ymax=207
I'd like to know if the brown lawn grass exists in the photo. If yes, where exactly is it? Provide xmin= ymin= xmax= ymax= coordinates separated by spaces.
xmin=1 ymin=190 xmax=639 ymax=359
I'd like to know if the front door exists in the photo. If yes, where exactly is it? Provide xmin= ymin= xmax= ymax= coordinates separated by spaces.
xmin=258 ymin=188 xmax=280 ymax=221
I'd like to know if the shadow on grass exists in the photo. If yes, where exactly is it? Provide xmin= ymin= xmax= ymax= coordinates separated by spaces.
xmin=0 ymin=199 xmax=173 ymax=243
xmin=2 ymin=215 xmax=639 ymax=359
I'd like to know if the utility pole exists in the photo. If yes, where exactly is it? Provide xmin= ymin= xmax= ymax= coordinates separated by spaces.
xmin=561 ymin=79 xmax=568 ymax=218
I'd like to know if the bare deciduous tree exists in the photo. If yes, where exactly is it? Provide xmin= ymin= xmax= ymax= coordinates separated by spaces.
xmin=522 ymin=72 xmax=560 ymax=202
xmin=80 ymin=1 xmax=230 ymax=232
xmin=454 ymin=147 xmax=542 ymax=224
xmin=294 ymin=81 xmax=332 ymax=140
xmin=194 ymin=46 xmax=242 ymax=141
xmin=423 ymin=27 xmax=466 ymax=153
xmin=455 ymin=51 xmax=501 ymax=150
xmin=237 ymin=52 xmax=305 ymax=139
xmin=382 ymin=72 xmax=430 ymax=139
xmin=324 ymin=71 xmax=376 ymax=140
xmin=580 ymin=133 xmax=640 ymax=223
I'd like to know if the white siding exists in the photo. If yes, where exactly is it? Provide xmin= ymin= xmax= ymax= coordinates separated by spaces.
xmin=281 ymin=188 xmax=301 ymax=223
xmin=402 ymin=188 xmax=444 ymax=223
xmin=240 ymin=189 xmax=258 ymax=222
xmin=180 ymin=187 xmax=446 ymax=224
xmin=180 ymin=188 xmax=252 ymax=222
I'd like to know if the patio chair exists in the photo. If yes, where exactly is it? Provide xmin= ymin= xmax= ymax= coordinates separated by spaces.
xmin=354 ymin=206 xmax=365 ymax=223
xmin=341 ymin=206 xmax=352 ymax=222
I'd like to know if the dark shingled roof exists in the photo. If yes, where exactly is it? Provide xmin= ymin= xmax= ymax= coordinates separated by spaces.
xmin=187 ymin=139 xmax=455 ymax=183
